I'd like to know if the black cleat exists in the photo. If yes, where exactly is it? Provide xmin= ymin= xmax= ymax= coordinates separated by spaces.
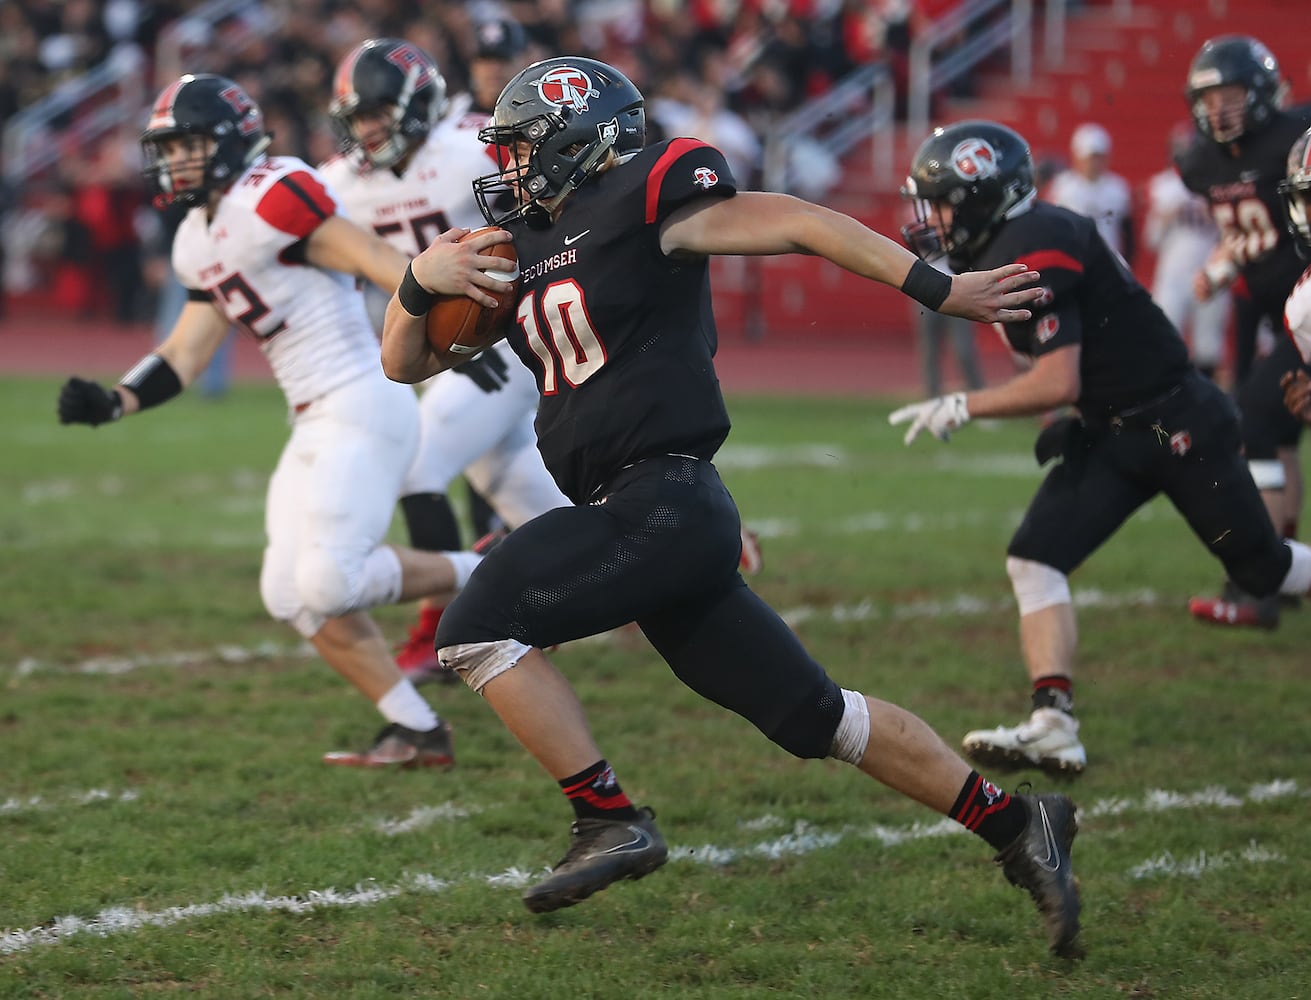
xmin=995 ymin=793 xmax=1083 ymax=958
xmin=321 ymin=721 xmax=455 ymax=769
xmin=523 ymin=806 xmax=668 ymax=913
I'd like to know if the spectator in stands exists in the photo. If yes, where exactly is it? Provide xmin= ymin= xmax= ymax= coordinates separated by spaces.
xmin=1046 ymin=123 xmax=1135 ymax=264
xmin=650 ymin=55 xmax=762 ymax=188
xmin=1144 ymin=123 xmax=1229 ymax=381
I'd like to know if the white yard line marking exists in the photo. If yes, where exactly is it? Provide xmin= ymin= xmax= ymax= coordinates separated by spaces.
xmin=5 ymin=587 xmax=1173 ymax=678
xmin=1129 ymin=841 xmax=1285 ymax=880
xmin=0 ymin=789 xmax=138 ymax=815
xmin=374 ymin=802 xmax=478 ymax=837
xmin=1 ymin=780 xmax=1301 ymax=956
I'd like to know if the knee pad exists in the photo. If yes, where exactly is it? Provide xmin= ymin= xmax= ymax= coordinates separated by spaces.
xmin=828 ymin=688 xmax=871 ymax=765
xmin=1248 ymin=459 xmax=1286 ymax=491
xmin=767 ymin=675 xmax=846 ymax=759
xmin=438 ymin=639 xmax=533 ymax=694
xmin=1006 ymin=556 xmax=1071 ymax=616
xmin=295 ymin=546 xmax=402 ymax=619
xmin=260 ymin=560 xmax=324 ymax=639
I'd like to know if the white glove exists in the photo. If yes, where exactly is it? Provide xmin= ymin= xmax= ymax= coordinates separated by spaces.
xmin=888 ymin=392 xmax=971 ymax=445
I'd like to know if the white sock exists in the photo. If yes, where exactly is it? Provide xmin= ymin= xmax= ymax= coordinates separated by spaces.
xmin=1280 ymin=539 xmax=1311 ymax=595
xmin=442 ymin=551 xmax=483 ymax=591
xmin=376 ymin=679 xmax=439 ymax=732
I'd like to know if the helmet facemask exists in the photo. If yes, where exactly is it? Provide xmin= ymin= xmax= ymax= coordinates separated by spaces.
xmin=1279 ymin=130 xmax=1311 ymax=257
xmin=472 ymin=57 xmax=646 ymax=229
xmin=900 ymin=126 xmax=1035 ymax=267
xmin=141 ymin=75 xmax=270 ymax=210
xmin=328 ymin=40 xmax=447 ymax=171
xmin=1184 ymin=36 xmax=1284 ymax=145
xmin=475 ymin=116 xmax=619 ymax=229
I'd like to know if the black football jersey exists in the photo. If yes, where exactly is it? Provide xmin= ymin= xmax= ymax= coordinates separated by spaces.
xmin=971 ymin=201 xmax=1191 ymax=417
xmin=1176 ymin=105 xmax=1311 ymax=313
xmin=500 ymin=139 xmax=739 ymax=503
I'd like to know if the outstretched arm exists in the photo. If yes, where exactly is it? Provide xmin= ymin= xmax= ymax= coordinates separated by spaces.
xmin=659 ymin=191 xmax=1042 ymax=323
xmin=58 ymin=301 xmax=230 ymax=426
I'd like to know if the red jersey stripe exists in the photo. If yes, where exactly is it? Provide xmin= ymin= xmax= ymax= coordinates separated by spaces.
xmin=256 ymin=171 xmax=336 ymax=238
xmin=645 ymin=137 xmax=713 ymax=225
xmin=1023 ymin=249 xmax=1084 ymax=275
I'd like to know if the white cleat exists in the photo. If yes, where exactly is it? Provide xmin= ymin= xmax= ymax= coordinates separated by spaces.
xmin=963 ymin=708 xmax=1086 ymax=776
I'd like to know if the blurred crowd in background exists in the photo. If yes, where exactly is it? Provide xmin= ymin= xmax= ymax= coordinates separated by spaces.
xmin=1 ymin=0 xmax=971 ymax=327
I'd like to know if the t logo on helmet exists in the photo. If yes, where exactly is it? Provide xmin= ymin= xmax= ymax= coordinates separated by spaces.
xmin=219 ymin=85 xmax=262 ymax=136
xmin=536 ymin=67 xmax=600 ymax=113
xmin=951 ymin=139 xmax=999 ymax=180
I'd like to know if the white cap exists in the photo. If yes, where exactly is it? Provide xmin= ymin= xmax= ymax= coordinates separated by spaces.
xmin=1071 ymin=123 xmax=1111 ymax=157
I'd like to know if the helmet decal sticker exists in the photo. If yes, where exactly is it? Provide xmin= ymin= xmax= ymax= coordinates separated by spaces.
xmin=951 ymin=139 xmax=998 ymax=180
xmin=536 ymin=67 xmax=600 ymax=113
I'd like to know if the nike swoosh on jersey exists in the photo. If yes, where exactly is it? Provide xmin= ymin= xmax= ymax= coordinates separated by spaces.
xmin=563 ymin=230 xmax=591 ymax=246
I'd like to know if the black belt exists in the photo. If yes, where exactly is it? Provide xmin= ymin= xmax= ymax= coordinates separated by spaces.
xmin=1086 ymin=381 xmax=1189 ymax=432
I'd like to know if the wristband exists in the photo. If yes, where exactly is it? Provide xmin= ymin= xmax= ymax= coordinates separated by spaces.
xmin=901 ymin=258 xmax=953 ymax=310
xmin=398 ymin=262 xmax=437 ymax=317
xmin=119 ymin=353 xmax=182 ymax=411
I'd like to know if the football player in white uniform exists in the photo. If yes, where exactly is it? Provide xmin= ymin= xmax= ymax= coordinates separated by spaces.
xmin=321 ymin=38 xmax=569 ymax=681
xmin=57 ymin=74 xmax=513 ymax=767
xmin=1278 ymin=125 xmax=1311 ymax=419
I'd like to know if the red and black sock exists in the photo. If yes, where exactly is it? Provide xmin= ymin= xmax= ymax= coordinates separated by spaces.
xmin=1030 ymin=674 xmax=1074 ymax=715
xmin=559 ymin=760 xmax=638 ymax=822
xmin=950 ymin=771 xmax=1026 ymax=850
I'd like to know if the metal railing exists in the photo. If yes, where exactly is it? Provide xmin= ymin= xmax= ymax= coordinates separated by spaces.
xmin=2 ymin=49 xmax=147 ymax=186
xmin=2 ymin=0 xmax=271 ymax=187
xmin=761 ymin=63 xmax=896 ymax=195
xmin=906 ymin=0 xmax=1037 ymax=137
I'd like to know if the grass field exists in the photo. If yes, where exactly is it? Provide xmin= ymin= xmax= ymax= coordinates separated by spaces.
xmin=2 ymin=375 xmax=1308 ymax=999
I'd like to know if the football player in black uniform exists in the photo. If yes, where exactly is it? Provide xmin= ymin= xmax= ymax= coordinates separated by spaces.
xmin=889 ymin=120 xmax=1311 ymax=779
xmin=1175 ymin=35 xmax=1311 ymax=628
xmin=381 ymin=57 xmax=1083 ymax=957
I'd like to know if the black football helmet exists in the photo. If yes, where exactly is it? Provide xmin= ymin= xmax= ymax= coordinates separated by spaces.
xmin=473 ymin=17 xmax=528 ymax=61
xmin=1184 ymin=35 xmax=1282 ymax=144
xmin=1278 ymin=126 xmax=1311 ymax=255
xmin=900 ymin=120 xmax=1035 ymax=265
xmin=473 ymin=56 xmax=646 ymax=229
xmin=329 ymin=38 xmax=447 ymax=169
xmin=141 ymin=74 xmax=269 ymax=209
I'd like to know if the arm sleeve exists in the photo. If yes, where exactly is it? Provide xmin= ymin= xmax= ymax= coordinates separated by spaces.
xmin=255 ymin=170 xmax=337 ymax=239
xmin=1006 ymin=249 xmax=1085 ymax=358
xmin=643 ymin=139 xmax=738 ymax=226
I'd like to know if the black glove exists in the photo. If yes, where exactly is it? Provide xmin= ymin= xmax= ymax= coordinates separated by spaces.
xmin=452 ymin=349 xmax=510 ymax=393
xmin=58 ymin=377 xmax=123 ymax=426
xmin=1033 ymin=414 xmax=1082 ymax=466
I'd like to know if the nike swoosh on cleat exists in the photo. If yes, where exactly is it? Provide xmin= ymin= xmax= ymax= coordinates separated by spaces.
xmin=595 ymin=827 xmax=651 ymax=857
xmin=563 ymin=230 xmax=591 ymax=246
xmin=1036 ymin=803 xmax=1061 ymax=872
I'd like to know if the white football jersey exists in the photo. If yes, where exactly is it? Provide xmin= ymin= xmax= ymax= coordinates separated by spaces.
xmin=1046 ymin=169 xmax=1133 ymax=257
xmin=172 ymin=155 xmax=380 ymax=408
xmin=319 ymin=92 xmax=494 ymax=258
xmin=1286 ymin=266 xmax=1311 ymax=363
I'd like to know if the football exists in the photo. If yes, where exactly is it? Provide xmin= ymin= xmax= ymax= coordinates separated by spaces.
xmin=424 ymin=228 xmax=520 ymax=362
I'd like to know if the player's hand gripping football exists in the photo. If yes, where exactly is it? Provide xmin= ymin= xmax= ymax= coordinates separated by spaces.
xmin=888 ymin=392 xmax=971 ymax=445
xmin=941 ymin=263 xmax=1042 ymax=323
xmin=1280 ymin=370 xmax=1311 ymax=423
xmin=410 ymin=227 xmax=516 ymax=309
xmin=58 ymin=377 xmax=122 ymax=427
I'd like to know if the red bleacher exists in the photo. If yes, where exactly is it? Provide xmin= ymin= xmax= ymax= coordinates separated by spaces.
xmin=711 ymin=0 xmax=1311 ymax=346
